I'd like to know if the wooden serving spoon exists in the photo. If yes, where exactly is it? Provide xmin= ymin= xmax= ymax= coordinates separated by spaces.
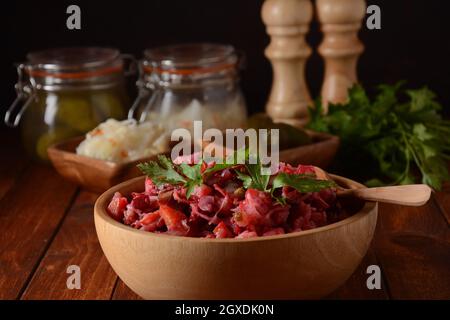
xmin=313 ymin=167 xmax=432 ymax=207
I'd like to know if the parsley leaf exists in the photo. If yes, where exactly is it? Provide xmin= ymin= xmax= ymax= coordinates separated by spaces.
xmin=244 ymin=162 xmax=270 ymax=191
xmin=235 ymin=170 xmax=253 ymax=189
xmin=232 ymin=152 xmax=271 ymax=192
xmin=179 ymin=161 xmax=203 ymax=199
xmin=271 ymin=173 xmax=336 ymax=194
xmin=137 ymin=155 xmax=186 ymax=186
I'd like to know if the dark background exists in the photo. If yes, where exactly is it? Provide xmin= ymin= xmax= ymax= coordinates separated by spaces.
xmin=1 ymin=0 xmax=449 ymax=131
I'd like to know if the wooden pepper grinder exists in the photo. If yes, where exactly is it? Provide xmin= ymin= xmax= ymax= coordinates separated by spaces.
xmin=261 ymin=0 xmax=313 ymax=126
xmin=317 ymin=0 xmax=366 ymax=110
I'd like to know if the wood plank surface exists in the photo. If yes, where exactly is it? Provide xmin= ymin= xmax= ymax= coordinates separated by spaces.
xmin=0 ymin=165 xmax=77 ymax=299
xmin=111 ymin=279 xmax=142 ymax=300
xmin=0 ymin=156 xmax=449 ymax=299
xmin=21 ymin=191 xmax=118 ymax=300
xmin=373 ymin=199 xmax=450 ymax=299
xmin=433 ymin=183 xmax=450 ymax=225
xmin=328 ymin=248 xmax=389 ymax=299
xmin=0 ymin=131 xmax=28 ymax=200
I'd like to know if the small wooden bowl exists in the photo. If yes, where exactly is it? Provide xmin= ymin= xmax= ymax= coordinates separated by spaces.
xmin=48 ymin=132 xmax=339 ymax=193
xmin=94 ymin=175 xmax=377 ymax=300
xmin=47 ymin=137 xmax=164 ymax=193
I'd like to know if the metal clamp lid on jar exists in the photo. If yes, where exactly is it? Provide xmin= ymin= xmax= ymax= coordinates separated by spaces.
xmin=4 ymin=47 xmax=136 ymax=127
xmin=128 ymin=43 xmax=245 ymax=121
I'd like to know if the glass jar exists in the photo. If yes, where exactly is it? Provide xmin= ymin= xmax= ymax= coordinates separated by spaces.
xmin=5 ymin=47 xmax=132 ymax=161
xmin=129 ymin=43 xmax=247 ymax=135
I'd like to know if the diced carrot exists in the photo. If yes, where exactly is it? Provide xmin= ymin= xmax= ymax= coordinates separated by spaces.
xmin=159 ymin=204 xmax=189 ymax=234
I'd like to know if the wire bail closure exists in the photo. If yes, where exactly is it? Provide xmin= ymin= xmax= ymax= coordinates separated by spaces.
xmin=121 ymin=53 xmax=138 ymax=77
xmin=4 ymin=64 xmax=35 ymax=128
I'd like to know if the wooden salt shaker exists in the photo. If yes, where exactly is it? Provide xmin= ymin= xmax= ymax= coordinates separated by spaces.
xmin=317 ymin=0 xmax=366 ymax=110
xmin=261 ymin=0 xmax=313 ymax=126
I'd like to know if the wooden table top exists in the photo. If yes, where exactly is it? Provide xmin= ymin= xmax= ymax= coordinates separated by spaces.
xmin=0 ymin=132 xmax=449 ymax=300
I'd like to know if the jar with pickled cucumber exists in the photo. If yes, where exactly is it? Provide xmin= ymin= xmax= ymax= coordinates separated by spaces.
xmin=5 ymin=47 xmax=132 ymax=162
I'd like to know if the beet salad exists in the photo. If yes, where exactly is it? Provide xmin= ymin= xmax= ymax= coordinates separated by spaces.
xmin=107 ymin=152 xmax=347 ymax=238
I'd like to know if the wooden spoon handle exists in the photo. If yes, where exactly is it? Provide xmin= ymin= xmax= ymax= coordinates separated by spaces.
xmin=338 ymin=184 xmax=432 ymax=206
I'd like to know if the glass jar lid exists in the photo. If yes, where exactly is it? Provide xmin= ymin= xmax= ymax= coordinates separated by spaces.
xmin=139 ymin=43 xmax=241 ymax=91
xmin=27 ymin=47 xmax=120 ymax=70
xmin=143 ymin=43 xmax=238 ymax=75
xmin=25 ymin=47 xmax=124 ymax=82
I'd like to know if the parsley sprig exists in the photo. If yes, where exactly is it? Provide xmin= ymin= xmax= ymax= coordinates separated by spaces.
xmin=308 ymin=83 xmax=450 ymax=190
xmin=137 ymin=155 xmax=186 ymax=186
xmin=137 ymin=150 xmax=335 ymax=201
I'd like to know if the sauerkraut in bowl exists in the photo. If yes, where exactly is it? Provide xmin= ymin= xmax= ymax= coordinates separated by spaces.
xmin=76 ymin=119 xmax=169 ymax=163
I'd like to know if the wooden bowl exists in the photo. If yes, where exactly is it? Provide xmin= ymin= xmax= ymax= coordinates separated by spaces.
xmin=48 ymin=131 xmax=339 ymax=193
xmin=47 ymin=136 xmax=166 ymax=193
xmin=94 ymin=175 xmax=377 ymax=300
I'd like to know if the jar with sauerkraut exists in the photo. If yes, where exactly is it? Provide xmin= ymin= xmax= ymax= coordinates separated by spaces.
xmin=4 ymin=47 xmax=132 ymax=161
xmin=129 ymin=43 xmax=247 ymax=135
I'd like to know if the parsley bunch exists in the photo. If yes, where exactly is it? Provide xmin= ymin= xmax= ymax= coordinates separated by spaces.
xmin=308 ymin=83 xmax=450 ymax=190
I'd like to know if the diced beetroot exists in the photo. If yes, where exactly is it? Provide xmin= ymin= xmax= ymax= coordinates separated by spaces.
xmin=204 ymin=233 xmax=215 ymax=239
xmin=288 ymin=201 xmax=309 ymax=231
xmin=296 ymin=165 xmax=316 ymax=174
xmin=130 ymin=193 xmax=157 ymax=211
xmin=236 ymin=230 xmax=258 ymax=238
xmin=235 ymin=189 xmax=273 ymax=227
xmin=140 ymin=211 xmax=163 ymax=232
xmin=279 ymin=163 xmax=315 ymax=175
xmin=144 ymin=177 xmax=158 ymax=195
xmin=213 ymin=221 xmax=233 ymax=238
xmin=192 ymin=184 xmax=213 ymax=198
xmin=123 ymin=206 xmax=139 ymax=225
xmin=213 ymin=184 xmax=227 ymax=197
xmin=267 ymin=205 xmax=290 ymax=225
xmin=310 ymin=210 xmax=327 ymax=227
xmin=198 ymin=195 xmax=216 ymax=212
xmin=173 ymin=188 xmax=189 ymax=204
xmin=107 ymin=192 xmax=128 ymax=222
xmin=231 ymin=222 xmax=243 ymax=236
xmin=140 ymin=210 xmax=160 ymax=225
xmin=158 ymin=190 xmax=174 ymax=204
xmin=216 ymin=194 xmax=233 ymax=215
xmin=263 ymin=227 xmax=285 ymax=236
xmin=281 ymin=186 xmax=303 ymax=204
xmin=200 ymin=161 xmax=208 ymax=173
xmin=316 ymin=188 xmax=337 ymax=206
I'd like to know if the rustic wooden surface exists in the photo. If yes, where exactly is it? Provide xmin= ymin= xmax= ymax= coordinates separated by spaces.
xmin=0 ymin=131 xmax=449 ymax=300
